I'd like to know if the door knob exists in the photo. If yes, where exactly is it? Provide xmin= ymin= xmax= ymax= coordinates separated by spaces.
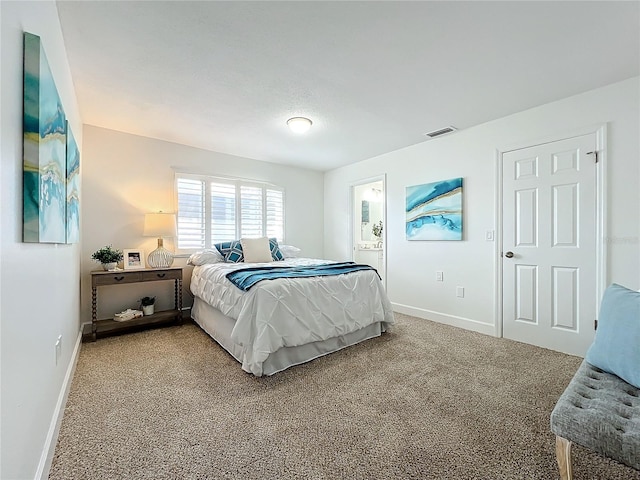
xmin=504 ymin=251 xmax=514 ymax=258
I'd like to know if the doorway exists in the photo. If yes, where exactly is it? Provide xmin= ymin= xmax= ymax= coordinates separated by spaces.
xmin=351 ymin=177 xmax=386 ymax=287
xmin=501 ymin=131 xmax=604 ymax=356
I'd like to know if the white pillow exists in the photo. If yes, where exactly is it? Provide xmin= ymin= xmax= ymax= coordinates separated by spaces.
xmin=187 ymin=249 xmax=224 ymax=266
xmin=279 ymin=244 xmax=301 ymax=258
xmin=240 ymin=237 xmax=273 ymax=263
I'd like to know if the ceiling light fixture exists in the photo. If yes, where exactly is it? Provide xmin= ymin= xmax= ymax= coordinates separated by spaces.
xmin=287 ymin=117 xmax=313 ymax=134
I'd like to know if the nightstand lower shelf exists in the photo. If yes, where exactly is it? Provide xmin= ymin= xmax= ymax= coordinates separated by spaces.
xmin=95 ymin=309 xmax=180 ymax=335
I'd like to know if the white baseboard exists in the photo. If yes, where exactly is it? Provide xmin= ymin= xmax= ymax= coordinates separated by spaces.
xmin=35 ymin=328 xmax=83 ymax=480
xmin=391 ymin=302 xmax=496 ymax=336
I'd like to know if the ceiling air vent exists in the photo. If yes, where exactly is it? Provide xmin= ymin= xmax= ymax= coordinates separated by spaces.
xmin=424 ymin=126 xmax=457 ymax=138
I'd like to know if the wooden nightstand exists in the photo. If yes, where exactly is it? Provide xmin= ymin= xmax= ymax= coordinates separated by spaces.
xmin=89 ymin=267 xmax=183 ymax=341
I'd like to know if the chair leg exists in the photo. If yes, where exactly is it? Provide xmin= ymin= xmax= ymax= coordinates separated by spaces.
xmin=556 ymin=436 xmax=573 ymax=480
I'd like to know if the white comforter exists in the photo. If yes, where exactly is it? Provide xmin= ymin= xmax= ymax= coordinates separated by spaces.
xmin=190 ymin=258 xmax=395 ymax=375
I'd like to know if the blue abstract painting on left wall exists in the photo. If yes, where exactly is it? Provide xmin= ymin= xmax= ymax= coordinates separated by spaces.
xmin=66 ymin=124 xmax=80 ymax=243
xmin=23 ymin=32 xmax=67 ymax=243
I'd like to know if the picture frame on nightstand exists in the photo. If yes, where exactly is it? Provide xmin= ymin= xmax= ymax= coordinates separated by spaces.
xmin=123 ymin=249 xmax=145 ymax=270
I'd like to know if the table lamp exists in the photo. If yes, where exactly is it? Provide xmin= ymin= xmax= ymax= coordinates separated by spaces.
xmin=143 ymin=212 xmax=176 ymax=268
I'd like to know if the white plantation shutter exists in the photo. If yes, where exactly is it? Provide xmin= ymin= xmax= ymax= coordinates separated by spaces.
xmin=240 ymin=186 xmax=263 ymax=238
xmin=266 ymin=189 xmax=284 ymax=241
xmin=177 ymin=178 xmax=205 ymax=249
xmin=211 ymin=182 xmax=236 ymax=243
xmin=175 ymin=174 xmax=284 ymax=250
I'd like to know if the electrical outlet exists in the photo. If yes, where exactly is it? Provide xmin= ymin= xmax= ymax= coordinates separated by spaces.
xmin=456 ymin=286 xmax=465 ymax=298
xmin=436 ymin=271 xmax=443 ymax=282
xmin=55 ymin=335 xmax=62 ymax=365
xmin=485 ymin=230 xmax=494 ymax=241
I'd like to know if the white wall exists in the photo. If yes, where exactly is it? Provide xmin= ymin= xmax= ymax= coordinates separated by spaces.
xmin=81 ymin=126 xmax=324 ymax=323
xmin=325 ymin=77 xmax=640 ymax=334
xmin=1 ymin=2 xmax=83 ymax=478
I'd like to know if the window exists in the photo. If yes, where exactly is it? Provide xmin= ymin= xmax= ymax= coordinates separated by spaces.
xmin=176 ymin=174 xmax=284 ymax=250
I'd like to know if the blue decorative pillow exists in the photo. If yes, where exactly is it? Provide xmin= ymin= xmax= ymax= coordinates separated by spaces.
xmin=269 ymin=238 xmax=284 ymax=261
xmin=585 ymin=283 xmax=640 ymax=388
xmin=215 ymin=240 xmax=244 ymax=263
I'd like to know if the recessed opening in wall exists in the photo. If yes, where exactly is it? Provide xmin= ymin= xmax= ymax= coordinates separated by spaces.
xmin=355 ymin=182 xmax=383 ymax=244
xmin=352 ymin=179 xmax=386 ymax=287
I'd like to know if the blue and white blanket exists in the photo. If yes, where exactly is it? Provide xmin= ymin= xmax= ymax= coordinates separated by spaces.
xmin=226 ymin=262 xmax=379 ymax=291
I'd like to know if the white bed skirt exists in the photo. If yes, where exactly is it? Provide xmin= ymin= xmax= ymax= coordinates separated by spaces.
xmin=191 ymin=296 xmax=384 ymax=376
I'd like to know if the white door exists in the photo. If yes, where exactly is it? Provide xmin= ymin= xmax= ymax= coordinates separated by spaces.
xmin=502 ymin=133 xmax=597 ymax=356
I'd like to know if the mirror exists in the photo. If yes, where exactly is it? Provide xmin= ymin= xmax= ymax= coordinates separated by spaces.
xmin=355 ymin=182 xmax=383 ymax=243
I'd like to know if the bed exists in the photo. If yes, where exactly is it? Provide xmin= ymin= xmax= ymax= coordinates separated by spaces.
xmin=189 ymin=250 xmax=395 ymax=376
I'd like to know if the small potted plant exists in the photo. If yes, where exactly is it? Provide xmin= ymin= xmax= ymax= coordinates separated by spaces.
xmin=372 ymin=220 xmax=383 ymax=246
xmin=91 ymin=245 xmax=124 ymax=271
xmin=140 ymin=296 xmax=156 ymax=316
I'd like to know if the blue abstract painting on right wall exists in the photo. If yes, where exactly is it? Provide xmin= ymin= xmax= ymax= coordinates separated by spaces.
xmin=406 ymin=177 xmax=463 ymax=240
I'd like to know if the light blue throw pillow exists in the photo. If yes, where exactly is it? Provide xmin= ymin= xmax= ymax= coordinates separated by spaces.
xmin=585 ymin=283 xmax=640 ymax=388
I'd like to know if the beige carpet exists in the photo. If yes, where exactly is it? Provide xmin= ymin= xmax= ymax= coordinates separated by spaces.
xmin=50 ymin=314 xmax=640 ymax=480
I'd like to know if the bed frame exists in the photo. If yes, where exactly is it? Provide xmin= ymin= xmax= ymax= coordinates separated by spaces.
xmin=191 ymin=296 xmax=384 ymax=376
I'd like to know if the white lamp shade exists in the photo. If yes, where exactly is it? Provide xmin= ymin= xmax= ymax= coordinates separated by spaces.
xmin=143 ymin=213 xmax=176 ymax=237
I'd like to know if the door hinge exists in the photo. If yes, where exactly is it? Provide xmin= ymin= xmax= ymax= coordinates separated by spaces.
xmin=594 ymin=319 xmax=598 ymax=330
xmin=586 ymin=151 xmax=598 ymax=163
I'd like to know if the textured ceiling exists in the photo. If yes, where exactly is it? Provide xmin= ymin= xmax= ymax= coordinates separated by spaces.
xmin=57 ymin=1 xmax=640 ymax=171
